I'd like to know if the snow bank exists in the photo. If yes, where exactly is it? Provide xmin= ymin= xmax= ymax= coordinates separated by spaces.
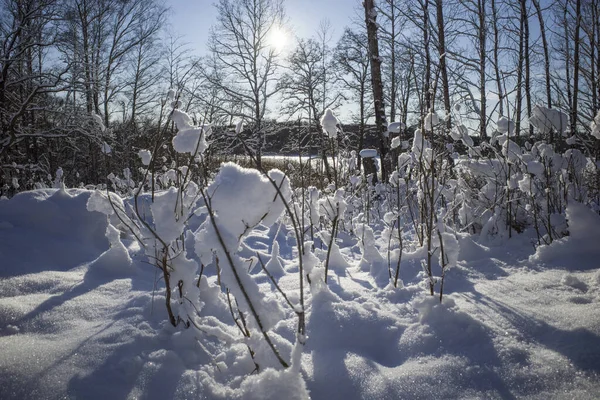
xmin=235 ymin=367 xmax=309 ymax=400
xmin=0 ymin=189 xmax=108 ymax=277
xmin=531 ymin=202 xmax=600 ymax=270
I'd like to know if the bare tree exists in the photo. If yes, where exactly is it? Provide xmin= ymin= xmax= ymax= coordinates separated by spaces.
xmin=335 ymin=28 xmax=372 ymax=170
xmin=377 ymin=0 xmax=403 ymax=123
xmin=434 ymin=0 xmax=451 ymax=130
xmin=571 ymin=0 xmax=582 ymax=135
xmin=278 ymin=37 xmax=342 ymax=179
xmin=0 ymin=0 xmax=71 ymax=191
xmin=364 ymin=0 xmax=389 ymax=181
xmin=100 ymin=0 xmax=166 ymax=126
xmin=208 ymin=0 xmax=286 ymax=168
xmin=532 ymin=0 xmax=552 ymax=111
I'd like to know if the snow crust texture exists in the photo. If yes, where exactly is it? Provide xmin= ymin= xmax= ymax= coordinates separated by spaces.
xmin=1 ymin=188 xmax=599 ymax=400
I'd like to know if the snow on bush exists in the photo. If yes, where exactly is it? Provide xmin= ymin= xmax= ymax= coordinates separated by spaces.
xmin=424 ymin=110 xmax=440 ymax=131
xmin=138 ymin=149 xmax=152 ymax=166
xmin=497 ymin=116 xmax=515 ymax=135
xmin=388 ymin=121 xmax=405 ymax=134
xmin=359 ymin=148 xmax=377 ymax=158
xmin=591 ymin=109 xmax=600 ymax=139
xmin=264 ymin=240 xmax=286 ymax=277
xmin=193 ymin=163 xmax=291 ymax=332
xmin=320 ymin=108 xmax=339 ymax=139
xmin=198 ymin=162 xmax=290 ymax=241
xmin=356 ymin=223 xmax=389 ymax=287
xmin=530 ymin=105 xmax=568 ymax=137
xmin=171 ymin=107 xmax=210 ymax=155
xmin=88 ymin=223 xmax=134 ymax=276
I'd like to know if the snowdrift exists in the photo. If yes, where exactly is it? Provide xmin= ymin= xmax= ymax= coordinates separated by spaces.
xmin=0 ymin=189 xmax=599 ymax=400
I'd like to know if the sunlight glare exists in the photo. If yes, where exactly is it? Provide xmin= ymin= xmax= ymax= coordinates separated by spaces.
xmin=268 ymin=26 xmax=288 ymax=51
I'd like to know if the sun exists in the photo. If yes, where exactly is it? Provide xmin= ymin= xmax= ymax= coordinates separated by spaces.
xmin=268 ymin=25 xmax=288 ymax=51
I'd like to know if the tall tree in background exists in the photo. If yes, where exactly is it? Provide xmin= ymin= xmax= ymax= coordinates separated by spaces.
xmin=100 ymin=0 xmax=165 ymax=126
xmin=364 ymin=0 xmax=388 ymax=181
xmin=490 ymin=0 xmax=504 ymax=118
xmin=571 ymin=0 xmax=582 ymax=136
xmin=0 ymin=0 xmax=67 ymax=182
xmin=434 ymin=0 xmax=451 ymax=130
xmin=377 ymin=0 xmax=401 ymax=123
xmin=208 ymin=0 xmax=286 ymax=168
xmin=335 ymin=29 xmax=372 ymax=171
xmin=278 ymin=37 xmax=341 ymax=179
xmin=532 ymin=0 xmax=552 ymax=110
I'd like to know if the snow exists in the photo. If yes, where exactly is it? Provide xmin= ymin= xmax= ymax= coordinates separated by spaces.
xmin=138 ymin=149 xmax=152 ymax=166
xmin=497 ymin=116 xmax=515 ymax=135
xmin=530 ymin=105 xmax=568 ymax=136
xmin=235 ymin=120 xmax=244 ymax=135
xmin=359 ymin=149 xmax=377 ymax=158
xmin=101 ymin=142 xmax=112 ymax=154
xmin=424 ymin=110 xmax=440 ymax=131
xmin=387 ymin=121 xmax=405 ymax=134
xmin=591 ymin=109 xmax=600 ymax=140
xmin=1 ymin=187 xmax=600 ymax=399
xmin=199 ymin=162 xmax=290 ymax=240
xmin=320 ymin=109 xmax=339 ymax=139
xmin=92 ymin=114 xmax=106 ymax=132
xmin=264 ymin=240 xmax=285 ymax=277
xmin=171 ymin=109 xmax=210 ymax=155
xmin=531 ymin=202 xmax=600 ymax=270
xmin=236 ymin=367 xmax=309 ymax=399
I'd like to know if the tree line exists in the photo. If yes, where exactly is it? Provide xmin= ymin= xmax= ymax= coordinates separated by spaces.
xmin=1 ymin=0 xmax=599 ymax=194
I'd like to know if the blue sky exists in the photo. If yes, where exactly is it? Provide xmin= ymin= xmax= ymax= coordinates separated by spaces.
xmin=165 ymin=0 xmax=361 ymax=55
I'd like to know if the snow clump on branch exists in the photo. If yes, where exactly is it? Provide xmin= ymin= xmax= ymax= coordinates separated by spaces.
xmin=320 ymin=108 xmax=339 ymax=139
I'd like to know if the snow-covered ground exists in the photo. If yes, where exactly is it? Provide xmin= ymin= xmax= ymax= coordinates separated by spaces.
xmin=1 ymin=188 xmax=599 ymax=399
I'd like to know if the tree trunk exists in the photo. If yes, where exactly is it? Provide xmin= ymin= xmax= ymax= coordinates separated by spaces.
xmin=435 ymin=0 xmax=451 ymax=131
xmin=478 ymin=0 xmax=487 ymax=139
xmin=515 ymin=0 xmax=526 ymax=138
xmin=572 ymin=0 xmax=582 ymax=136
xmin=491 ymin=0 xmax=504 ymax=117
xmin=364 ymin=0 xmax=388 ymax=182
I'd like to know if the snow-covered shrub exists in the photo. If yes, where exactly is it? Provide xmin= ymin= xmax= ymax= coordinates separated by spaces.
xmin=88 ymin=91 xmax=309 ymax=375
xmin=318 ymin=188 xmax=347 ymax=283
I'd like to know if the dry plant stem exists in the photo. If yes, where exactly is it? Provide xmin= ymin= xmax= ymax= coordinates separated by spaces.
xmin=226 ymin=288 xmax=249 ymax=337
xmin=256 ymin=253 xmax=296 ymax=311
xmin=196 ymin=263 xmax=205 ymax=288
xmin=394 ymin=182 xmax=403 ymax=288
xmin=160 ymin=248 xmax=178 ymax=327
xmin=386 ymin=220 xmax=395 ymax=280
xmin=324 ymin=215 xmax=339 ymax=284
xmin=104 ymin=173 xmax=179 ymax=327
xmin=436 ymin=228 xmax=447 ymax=303
xmin=236 ymin=134 xmax=306 ymax=339
xmin=200 ymin=188 xmax=289 ymax=368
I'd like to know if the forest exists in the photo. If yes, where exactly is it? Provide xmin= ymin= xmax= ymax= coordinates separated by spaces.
xmin=1 ymin=0 xmax=599 ymax=192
